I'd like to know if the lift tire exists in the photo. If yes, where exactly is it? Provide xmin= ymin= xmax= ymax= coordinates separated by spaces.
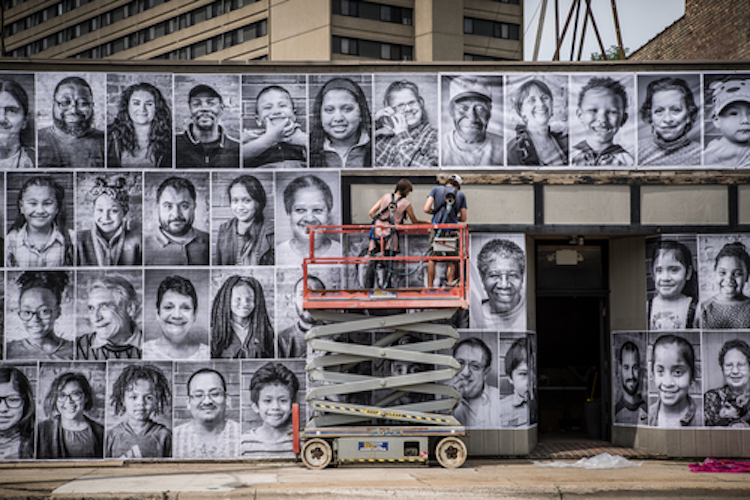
xmin=435 ymin=436 xmax=467 ymax=468
xmin=301 ymin=438 xmax=333 ymax=470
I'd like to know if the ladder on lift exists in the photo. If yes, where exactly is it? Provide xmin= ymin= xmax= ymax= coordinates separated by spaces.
xmin=296 ymin=223 xmax=469 ymax=469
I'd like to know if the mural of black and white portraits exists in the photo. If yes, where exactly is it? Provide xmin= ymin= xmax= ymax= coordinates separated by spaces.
xmin=274 ymin=170 xmax=341 ymax=268
xmin=6 ymin=270 xmax=75 ymax=361
xmin=636 ymin=73 xmax=702 ymax=168
xmin=211 ymin=171 xmax=274 ymax=266
xmin=7 ymin=171 xmax=74 ymax=268
xmin=440 ymin=74 xmax=504 ymax=168
xmin=174 ymin=74 xmax=241 ymax=168
xmin=0 ymin=73 xmax=36 ymax=169
xmin=105 ymin=361 xmax=173 ymax=459
xmin=308 ymin=74 xmax=373 ymax=168
xmin=470 ymin=233 xmax=527 ymax=331
xmin=569 ymin=73 xmax=636 ymax=168
xmin=75 ymin=172 xmax=143 ymax=267
xmin=647 ymin=331 xmax=703 ymax=428
xmin=646 ymin=235 xmax=700 ymax=330
xmin=106 ymin=73 xmax=173 ymax=168
xmin=241 ymin=74 xmax=308 ymax=169
xmin=505 ymin=74 xmax=569 ymax=168
xmin=75 ymin=269 xmax=144 ymax=361
xmin=696 ymin=234 xmax=750 ymax=329
xmin=703 ymin=331 xmax=750 ymax=427
xmin=612 ymin=332 xmax=648 ymax=426
xmin=36 ymin=361 xmax=106 ymax=459
xmin=172 ymin=361 xmax=241 ymax=459
xmin=36 ymin=72 xmax=106 ymax=169
xmin=143 ymin=268 xmax=210 ymax=361
xmin=143 ymin=171 xmax=210 ymax=266
xmin=210 ymin=268 xmax=275 ymax=359
xmin=702 ymin=73 xmax=750 ymax=168
xmin=240 ymin=359 xmax=305 ymax=459
xmin=374 ymin=74 xmax=439 ymax=168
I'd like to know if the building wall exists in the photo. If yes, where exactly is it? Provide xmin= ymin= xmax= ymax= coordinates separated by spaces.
xmin=629 ymin=0 xmax=750 ymax=61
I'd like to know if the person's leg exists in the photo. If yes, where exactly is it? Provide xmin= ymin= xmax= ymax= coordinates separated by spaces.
xmin=446 ymin=262 xmax=456 ymax=285
xmin=427 ymin=261 xmax=436 ymax=287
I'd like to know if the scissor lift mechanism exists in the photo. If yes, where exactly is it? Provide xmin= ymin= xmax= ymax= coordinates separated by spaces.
xmin=298 ymin=223 xmax=469 ymax=469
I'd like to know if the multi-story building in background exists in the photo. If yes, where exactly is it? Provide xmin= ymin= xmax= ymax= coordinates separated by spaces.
xmin=1 ymin=0 xmax=523 ymax=62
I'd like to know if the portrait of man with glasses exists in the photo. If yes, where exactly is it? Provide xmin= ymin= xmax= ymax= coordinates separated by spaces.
xmin=173 ymin=365 xmax=239 ymax=459
xmin=37 ymin=75 xmax=105 ymax=169
xmin=450 ymin=335 xmax=501 ymax=429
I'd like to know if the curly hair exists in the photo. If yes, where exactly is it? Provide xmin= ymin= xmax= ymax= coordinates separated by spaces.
xmin=109 ymin=83 xmax=172 ymax=167
xmin=714 ymin=242 xmax=750 ymax=272
xmin=211 ymin=275 xmax=274 ymax=358
xmin=249 ymin=362 xmax=299 ymax=404
xmin=43 ymin=371 xmax=95 ymax=418
xmin=156 ymin=275 xmax=197 ymax=312
xmin=17 ymin=270 xmax=70 ymax=307
xmin=477 ymin=239 xmax=526 ymax=277
xmin=310 ymin=77 xmax=371 ymax=167
xmin=578 ymin=76 xmax=629 ymax=125
xmin=0 ymin=366 xmax=35 ymax=458
xmin=639 ymin=77 xmax=699 ymax=134
xmin=109 ymin=364 xmax=171 ymax=416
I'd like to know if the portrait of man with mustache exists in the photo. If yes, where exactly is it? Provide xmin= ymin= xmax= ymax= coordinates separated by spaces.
xmin=38 ymin=76 xmax=105 ymax=169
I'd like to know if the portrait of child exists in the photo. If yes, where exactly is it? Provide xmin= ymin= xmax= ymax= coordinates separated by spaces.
xmin=704 ymin=76 xmax=750 ymax=167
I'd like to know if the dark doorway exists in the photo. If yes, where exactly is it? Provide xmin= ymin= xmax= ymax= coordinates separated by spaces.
xmin=535 ymin=241 xmax=609 ymax=441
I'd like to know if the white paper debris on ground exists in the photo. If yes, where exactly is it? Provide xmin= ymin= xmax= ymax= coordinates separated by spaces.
xmin=534 ymin=452 xmax=644 ymax=469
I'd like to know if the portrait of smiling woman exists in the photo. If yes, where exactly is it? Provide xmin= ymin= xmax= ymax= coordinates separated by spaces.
xmin=0 ymin=76 xmax=35 ymax=169
xmin=143 ymin=271 xmax=209 ymax=361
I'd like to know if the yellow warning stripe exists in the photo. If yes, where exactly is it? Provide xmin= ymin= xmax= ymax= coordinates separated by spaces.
xmin=314 ymin=403 xmax=452 ymax=424
xmin=340 ymin=458 xmax=427 ymax=463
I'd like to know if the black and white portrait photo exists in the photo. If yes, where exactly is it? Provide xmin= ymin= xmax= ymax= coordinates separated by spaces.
xmin=645 ymin=235 xmax=699 ymax=330
xmin=75 ymin=172 xmax=143 ymax=267
xmin=569 ymin=73 xmax=636 ymax=168
xmin=702 ymin=331 xmax=750 ymax=427
xmin=36 ymin=72 xmax=106 ymax=169
xmin=647 ymin=331 xmax=702 ymax=428
xmin=143 ymin=172 xmax=210 ymax=266
xmin=6 ymin=172 xmax=75 ymax=268
xmin=105 ymin=361 xmax=173 ymax=459
xmin=174 ymin=74 xmax=241 ymax=168
xmin=275 ymin=170 xmax=341 ymax=268
xmin=275 ymin=266 xmax=340 ymax=359
xmin=702 ymin=73 xmax=750 ymax=168
xmin=498 ymin=334 xmax=534 ymax=428
xmin=0 ymin=363 xmax=37 ymax=460
xmin=210 ymin=269 xmax=275 ymax=359
xmin=36 ymin=361 xmax=106 ymax=459
xmin=143 ymin=269 xmax=210 ymax=361
xmin=440 ymin=74 xmax=504 ymax=168
xmin=308 ymin=74 xmax=373 ymax=168
xmin=449 ymin=332 xmax=500 ymax=429
xmin=695 ymin=234 xmax=750 ymax=329
xmin=612 ymin=332 xmax=648 ymax=426
xmin=241 ymin=74 xmax=307 ymax=169
xmin=5 ymin=270 xmax=74 ymax=361
xmin=211 ymin=171 xmax=274 ymax=266
xmin=240 ymin=359 xmax=305 ymax=459
xmin=373 ymin=74 xmax=438 ymax=168
xmin=0 ymin=73 xmax=36 ymax=169
xmin=106 ymin=73 xmax=173 ymax=168
xmin=172 ymin=362 xmax=240 ymax=459
xmin=469 ymin=233 xmax=527 ymax=332
xmin=75 ymin=270 xmax=144 ymax=361
xmin=636 ymin=73 xmax=702 ymax=167
xmin=505 ymin=74 xmax=569 ymax=167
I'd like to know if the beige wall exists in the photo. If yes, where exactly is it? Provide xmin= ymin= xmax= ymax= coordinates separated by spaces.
xmin=609 ymin=236 xmax=647 ymax=331
xmin=270 ymin=0 xmax=331 ymax=61
xmin=544 ymin=186 xmax=630 ymax=225
xmin=414 ymin=0 xmax=464 ymax=61
xmin=739 ymin=185 xmax=750 ymax=225
xmin=641 ymin=186 xmax=728 ymax=225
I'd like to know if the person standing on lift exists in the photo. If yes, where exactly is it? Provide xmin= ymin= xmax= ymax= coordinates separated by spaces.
xmin=423 ymin=174 xmax=468 ymax=287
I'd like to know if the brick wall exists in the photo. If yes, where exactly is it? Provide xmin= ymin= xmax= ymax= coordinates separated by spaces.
xmin=629 ymin=0 xmax=750 ymax=61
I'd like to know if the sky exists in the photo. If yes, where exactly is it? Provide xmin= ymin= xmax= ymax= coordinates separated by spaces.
xmin=523 ymin=0 xmax=686 ymax=61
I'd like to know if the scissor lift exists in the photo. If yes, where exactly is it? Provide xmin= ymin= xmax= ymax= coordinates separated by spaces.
xmin=297 ymin=223 xmax=469 ymax=469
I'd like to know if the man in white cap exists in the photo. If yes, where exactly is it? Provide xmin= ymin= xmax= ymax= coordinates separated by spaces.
xmin=423 ymin=174 xmax=467 ymax=287
xmin=442 ymin=76 xmax=504 ymax=167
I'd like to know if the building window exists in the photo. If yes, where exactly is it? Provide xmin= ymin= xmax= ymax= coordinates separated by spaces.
xmin=464 ymin=53 xmax=511 ymax=61
xmin=464 ymin=17 xmax=520 ymax=41
xmin=491 ymin=0 xmax=520 ymax=4
xmin=332 ymin=35 xmax=412 ymax=61
xmin=333 ymin=0 xmax=412 ymax=25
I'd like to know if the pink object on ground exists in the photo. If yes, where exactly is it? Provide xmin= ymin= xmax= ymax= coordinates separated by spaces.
xmin=689 ymin=458 xmax=750 ymax=473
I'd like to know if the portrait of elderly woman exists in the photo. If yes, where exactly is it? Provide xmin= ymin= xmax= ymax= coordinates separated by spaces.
xmin=507 ymin=75 xmax=569 ymax=167
xmin=705 ymin=338 xmax=750 ymax=427
xmin=6 ymin=271 xmax=74 ymax=361
xmin=76 ymin=175 xmax=142 ymax=267
xmin=0 ymin=76 xmax=35 ymax=169
xmin=37 ymin=367 xmax=105 ymax=459
xmin=107 ymin=78 xmax=172 ymax=168
xmin=470 ymin=236 xmax=527 ymax=331
xmin=374 ymin=76 xmax=438 ymax=168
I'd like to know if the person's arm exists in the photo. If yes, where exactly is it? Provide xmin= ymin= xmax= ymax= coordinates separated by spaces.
xmin=457 ymin=207 xmax=467 ymax=223
xmin=368 ymin=198 xmax=384 ymax=219
xmin=423 ymin=195 xmax=435 ymax=215
xmin=404 ymin=204 xmax=426 ymax=224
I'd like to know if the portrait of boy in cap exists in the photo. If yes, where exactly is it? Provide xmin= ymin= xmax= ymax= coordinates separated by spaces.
xmin=704 ymin=77 xmax=750 ymax=167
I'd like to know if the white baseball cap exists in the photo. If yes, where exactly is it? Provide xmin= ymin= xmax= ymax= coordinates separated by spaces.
xmin=448 ymin=174 xmax=463 ymax=185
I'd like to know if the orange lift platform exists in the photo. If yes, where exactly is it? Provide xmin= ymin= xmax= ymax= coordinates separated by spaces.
xmin=296 ymin=223 xmax=469 ymax=469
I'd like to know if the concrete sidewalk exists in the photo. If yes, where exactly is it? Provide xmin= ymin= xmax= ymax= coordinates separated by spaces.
xmin=1 ymin=458 xmax=749 ymax=499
